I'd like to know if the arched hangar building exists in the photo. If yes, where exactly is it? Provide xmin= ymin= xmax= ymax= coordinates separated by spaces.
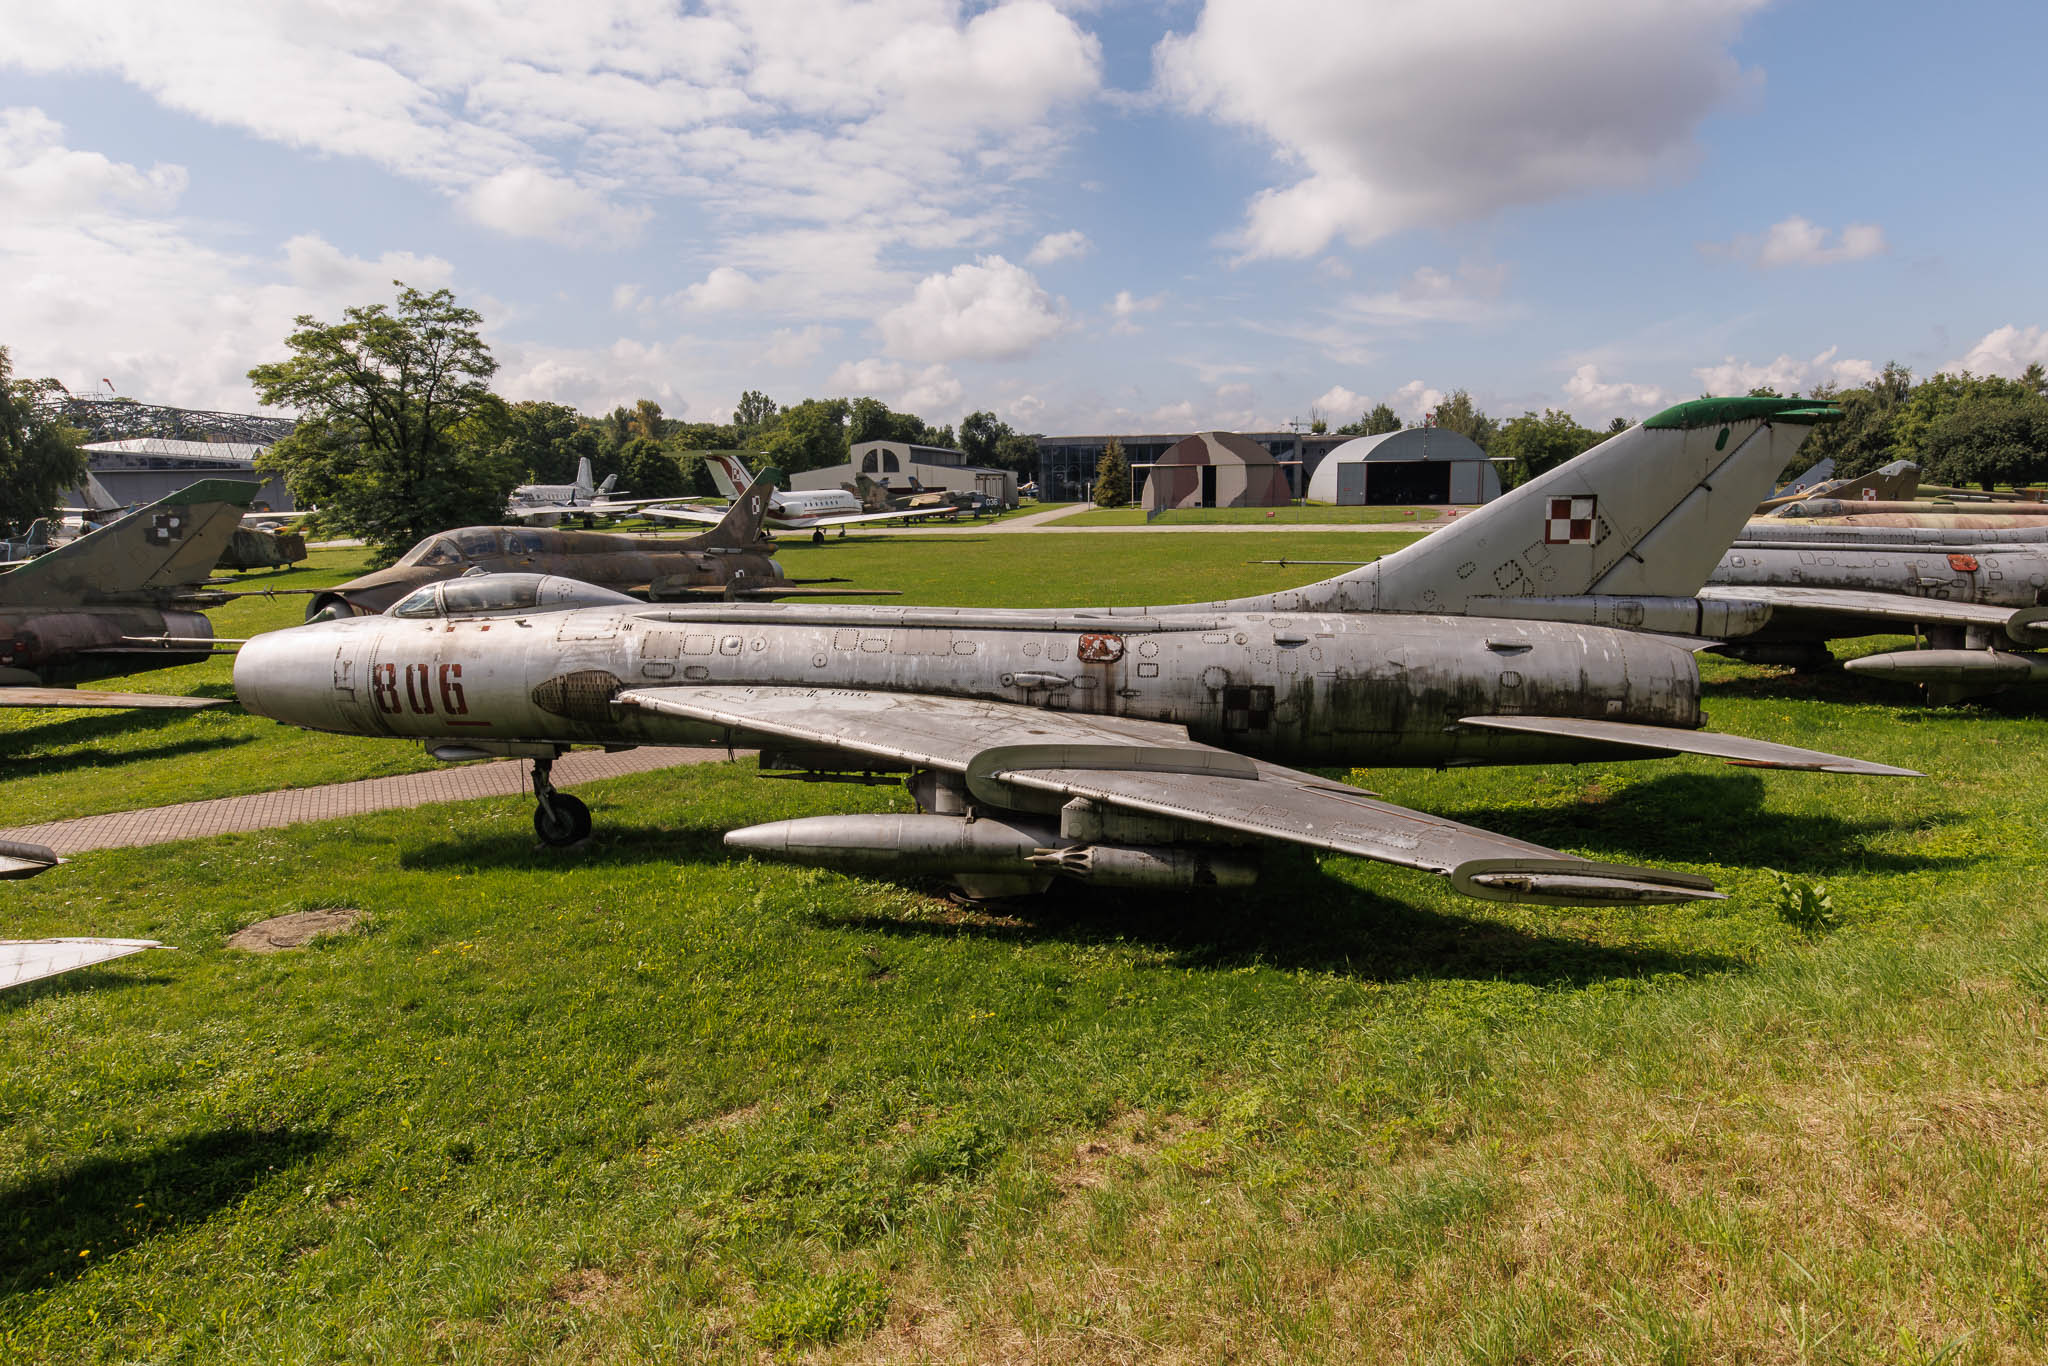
xmin=1305 ymin=428 xmax=1501 ymax=506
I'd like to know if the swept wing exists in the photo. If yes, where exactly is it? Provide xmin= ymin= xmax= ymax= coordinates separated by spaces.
xmin=616 ymin=685 xmax=1724 ymax=906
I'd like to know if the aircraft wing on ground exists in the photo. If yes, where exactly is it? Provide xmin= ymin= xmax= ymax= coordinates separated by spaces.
xmin=789 ymin=506 xmax=962 ymax=529
xmin=616 ymin=685 xmax=1725 ymax=906
xmin=635 ymin=504 xmax=730 ymax=527
xmin=1452 ymin=715 xmax=1920 ymax=774
xmin=1 ymin=939 xmax=163 ymax=990
xmin=0 ymin=687 xmax=228 ymax=709
xmin=1698 ymin=584 xmax=2048 ymax=646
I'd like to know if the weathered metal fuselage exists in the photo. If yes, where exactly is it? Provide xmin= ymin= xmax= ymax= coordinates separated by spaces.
xmin=1712 ymin=545 xmax=2048 ymax=609
xmin=0 ymin=606 xmax=211 ymax=686
xmin=236 ymin=604 xmax=1703 ymax=769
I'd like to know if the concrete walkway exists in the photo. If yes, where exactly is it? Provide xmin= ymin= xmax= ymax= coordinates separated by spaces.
xmin=0 ymin=745 xmax=728 ymax=856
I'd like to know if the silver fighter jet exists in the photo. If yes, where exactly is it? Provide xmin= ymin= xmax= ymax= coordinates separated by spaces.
xmin=235 ymin=398 xmax=1911 ymax=908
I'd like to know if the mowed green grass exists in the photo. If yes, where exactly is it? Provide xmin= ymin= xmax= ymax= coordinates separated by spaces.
xmin=5 ymin=534 xmax=2048 ymax=1362
xmin=1050 ymin=504 xmax=1447 ymax=526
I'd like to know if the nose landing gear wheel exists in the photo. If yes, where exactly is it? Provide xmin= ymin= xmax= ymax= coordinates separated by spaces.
xmin=534 ymin=793 xmax=592 ymax=846
xmin=529 ymin=752 xmax=592 ymax=846
xmin=812 ymin=529 xmax=825 ymax=543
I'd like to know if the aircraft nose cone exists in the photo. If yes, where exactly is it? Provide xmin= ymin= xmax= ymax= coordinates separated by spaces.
xmin=234 ymin=626 xmax=340 ymax=728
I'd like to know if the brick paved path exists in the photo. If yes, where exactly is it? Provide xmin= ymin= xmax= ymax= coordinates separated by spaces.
xmin=0 ymin=746 xmax=728 ymax=855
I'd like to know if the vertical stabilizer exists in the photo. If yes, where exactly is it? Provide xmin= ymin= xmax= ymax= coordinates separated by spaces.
xmin=597 ymin=473 xmax=619 ymax=496
xmin=1276 ymin=397 xmax=1839 ymax=614
xmin=703 ymin=454 xmax=756 ymax=501
xmin=0 ymin=479 xmax=259 ymax=607
xmin=700 ymin=470 xmax=780 ymax=549
xmin=573 ymin=457 xmax=595 ymax=496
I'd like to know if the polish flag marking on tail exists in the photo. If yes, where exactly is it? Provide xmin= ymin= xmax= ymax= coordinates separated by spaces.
xmin=1544 ymin=496 xmax=1598 ymax=545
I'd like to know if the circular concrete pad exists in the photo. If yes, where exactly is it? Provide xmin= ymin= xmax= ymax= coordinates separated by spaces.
xmin=228 ymin=908 xmax=363 ymax=953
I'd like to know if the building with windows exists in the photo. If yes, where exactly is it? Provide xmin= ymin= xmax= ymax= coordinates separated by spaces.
xmin=1304 ymin=428 xmax=1501 ymax=505
xmin=791 ymin=440 xmax=1018 ymax=506
xmin=71 ymin=437 xmax=296 ymax=512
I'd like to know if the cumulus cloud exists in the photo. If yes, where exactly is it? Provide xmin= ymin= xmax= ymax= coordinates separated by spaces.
xmin=1155 ymin=0 xmax=1765 ymax=258
xmin=1947 ymin=325 xmax=2048 ymax=378
xmin=1563 ymin=365 xmax=1665 ymax=416
xmin=1694 ymin=345 xmax=1876 ymax=396
xmin=827 ymin=356 xmax=963 ymax=412
xmin=1108 ymin=289 xmax=1165 ymax=334
xmin=0 ymin=2 xmax=1102 ymax=279
xmin=761 ymin=324 xmax=835 ymax=367
xmin=1026 ymin=229 xmax=1091 ymax=265
xmin=677 ymin=266 xmax=761 ymax=312
xmin=1387 ymin=380 xmax=1446 ymax=424
xmin=1313 ymin=385 xmax=1369 ymax=420
xmin=1703 ymin=215 xmax=1887 ymax=268
xmin=879 ymin=255 xmax=1069 ymax=363
xmin=0 ymin=106 xmax=186 ymax=216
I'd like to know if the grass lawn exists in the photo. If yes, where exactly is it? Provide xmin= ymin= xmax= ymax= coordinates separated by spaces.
xmin=1049 ymin=505 xmax=1450 ymax=526
xmin=5 ymin=535 xmax=2048 ymax=1362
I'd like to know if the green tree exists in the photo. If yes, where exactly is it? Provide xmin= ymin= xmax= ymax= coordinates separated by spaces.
xmin=2022 ymin=361 xmax=2046 ymax=397
xmin=1427 ymin=389 xmax=1497 ymax=449
xmin=993 ymin=430 xmax=1040 ymax=476
xmin=1491 ymin=409 xmax=1600 ymax=489
xmin=1335 ymin=402 xmax=1401 ymax=437
xmin=248 ymin=283 xmax=516 ymax=563
xmin=1092 ymin=437 xmax=1130 ymax=507
xmin=848 ymin=396 xmax=932 ymax=447
xmin=1801 ymin=368 xmax=1907 ymax=479
xmin=1920 ymin=396 xmax=2048 ymax=491
xmin=490 ymin=400 xmax=600 ymax=484
xmin=760 ymin=397 xmax=850 ymax=475
xmin=1606 ymin=416 xmax=1631 ymax=434
xmin=733 ymin=390 xmax=780 ymax=441
xmin=0 ymin=347 xmax=90 ymax=528
xmin=616 ymin=436 xmax=690 ymax=498
xmin=959 ymin=410 xmax=1007 ymax=465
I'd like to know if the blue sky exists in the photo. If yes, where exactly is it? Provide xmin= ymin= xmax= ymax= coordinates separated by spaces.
xmin=4 ymin=1 xmax=2045 ymax=436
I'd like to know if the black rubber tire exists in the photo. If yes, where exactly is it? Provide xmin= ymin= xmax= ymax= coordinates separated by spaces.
xmin=534 ymin=792 xmax=592 ymax=846
xmin=812 ymin=529 xmax=825 ymax=543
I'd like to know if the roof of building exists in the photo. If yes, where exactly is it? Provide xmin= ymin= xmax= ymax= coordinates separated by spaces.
xmin=83 ymin=438 xmax=269 ymax=463
xmin=1321 ymin=428 xmax=1489 ymax=462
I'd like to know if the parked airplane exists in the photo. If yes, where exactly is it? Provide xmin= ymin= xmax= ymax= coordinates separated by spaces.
xmin=0 ymin=479 xmax=255 ymax=708
xmin=1754 ymin=460 xmax=1920 ymax=512
xmin=236 ymin=397 xmax=1910 ymax=910
xmin=507 ymin=457 xmax=670 ymax=525
xmin=305 ymin=472 xmax=888 ymax=620
xmin=644 ymin=455 xmax=960 ymax=541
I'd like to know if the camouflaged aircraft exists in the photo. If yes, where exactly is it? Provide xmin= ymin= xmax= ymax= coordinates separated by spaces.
xmin=0 ymin=479 xmax=256 ymax=709
xmin=304 ymin=471 xmax=882 ymax=622
xmin=235 ymin=397 xmax=1912 ymax=910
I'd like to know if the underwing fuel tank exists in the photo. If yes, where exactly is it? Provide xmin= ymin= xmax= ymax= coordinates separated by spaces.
xmin=725 ymin=813 xmax=1260 ymax=890
xmin=1843 ymin=649 xmax=2048 ymax=686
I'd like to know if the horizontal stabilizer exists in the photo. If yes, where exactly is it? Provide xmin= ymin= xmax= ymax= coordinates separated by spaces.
xmin=0 ymin=688 xmax=227 ymax=709
xmin=1 ymin=938 xmax=162 ymax=990
xmin=1456 ymin=714 xmax=1919 ymax=776
xmin=1699 ymin=584 xmax=2048 ymax=645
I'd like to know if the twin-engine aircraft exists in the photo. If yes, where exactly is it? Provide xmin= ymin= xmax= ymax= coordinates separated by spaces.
xmin=1 ymin=478 xmax=257 ymax=709
xmin=236 ymin=397 xmax=1913 ymax=909
xmin=506 ymin=456 xmax=675 ymax=525
xmin=643 ymin=454 xmax=961 ymax=541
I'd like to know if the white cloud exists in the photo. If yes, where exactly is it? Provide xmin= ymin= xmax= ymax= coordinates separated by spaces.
xmin=0 ymin=2 xmax=1102 ymax=280
xmin=0 ymin=106 xmax=186 ymax=215
xmin=1387 ymin=380 xmax=1446 ymax=424
xmin=1026 ymin=229 xmax=1091 ymax=265
xmin=1703 ymin=215 xmax=1887 ymax=268
xmin=827 ymin=356 xmax=962 ymax=413
xmin=677 ymin=266 xmax=761 ymax=312
xmin=1947 ymin=325 xmax=2048 ymax=378
xmin=1339 ymin=262 xmax=1510 ymax=326
xmin=610 ymin=283 xmax=646 ymax=313
xmin=1313 ymin=385 xmax=1368 ymax=420
xmin=760 ymin=324 xmax=835 ymax=367
xmin=879 ymin=255 xmax=1069 ymax=362
xmin=1562 ymin=365 xmax=1665 ymax=417
xmin=1108 ymin=289 xmax=1165 ymax=334
xmin=1155 ymin=0 xmax=1765 ymax=258
xmin=461 ymin=165 xmax=649 ymax=246
xmin=1694 ymin=345 xmax=1876 ymax=396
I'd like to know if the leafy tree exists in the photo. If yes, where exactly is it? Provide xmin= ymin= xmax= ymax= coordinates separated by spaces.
xmin=1606 ymin=416 xmax=1631 ymax=434
xmin=993 ymin=430 xmax=1040 ymax=476
xmin=490 ymin=400 xmax=601 ymax=484
xmin=0 ymin=347 xmax=90 ymax=528
xmin=959 ymin=410 xmax=1006 ymax=465
xmin=760 ymin=397 xmax=849 ymax=475
xmin=666 ymin=420 xmax=741 ymax=450
xmin=848 ymin=396 xmax=931 ymax=447
xmin=1335 ymin=402 xmax=1401 ymax=437
xmin=1092 ymin=437 xmax=1130 ymax=507
xmin=733 ymin=390 xmax=780 ymax=441
xmin=2023 ymin=361 xmax=2047 ymax=397
xmin=629 ymin=398 xmax=665 ymax=442
xmin=1801 ymin=370 xmax=1905 ymax=480
xmin=249 ymin=283 xmax=517 ymax=563
xmin=616 ymin=436 xmax=690 ymax=498
xmin=1491 ymin=409 xmax=1600 ymax=489
xmin=1920 ymin=396 xmax=2048 ymax=491
xmin=1427 ymin=389 xmax=1497 ymax=449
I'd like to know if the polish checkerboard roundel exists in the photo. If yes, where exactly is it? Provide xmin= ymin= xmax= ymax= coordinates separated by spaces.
xmin=1544 ymin=496 xmax=1597 ymax=545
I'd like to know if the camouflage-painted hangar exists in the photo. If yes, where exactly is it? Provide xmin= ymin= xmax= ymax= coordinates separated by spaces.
xmin=1136 ymin=431 xmax=1296 ymax=514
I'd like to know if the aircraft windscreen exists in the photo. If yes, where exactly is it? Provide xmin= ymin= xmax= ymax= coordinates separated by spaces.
xmin=399 ymin=536 xmax=461 ymax=568
xmin=441 ymin=577 xmax=542 ymax=616
xmin=386 ymin=574 xmax=638 ymax=619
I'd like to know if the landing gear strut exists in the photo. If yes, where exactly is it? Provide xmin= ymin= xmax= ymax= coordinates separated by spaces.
xmin=530 ymin=753 xmax=592 ymax=846
xmin=812 ymin=529 xmax=825 ymax=544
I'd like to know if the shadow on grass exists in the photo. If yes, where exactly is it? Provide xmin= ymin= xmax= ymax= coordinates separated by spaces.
xmin=0 ymin=971 xmax=176 ymax=1015
xmin=0 ymin=1126 xmax=331 ymax=1296
xmin=0 ymin=731 xmax=249 ymax=778
xmin=397 ymin=817 xmax=727 ymax=872
xmin=811 ymin=862 xmax=1741 ymax=988
xmin=1436 ymin=771 xmax=1968 ymax=875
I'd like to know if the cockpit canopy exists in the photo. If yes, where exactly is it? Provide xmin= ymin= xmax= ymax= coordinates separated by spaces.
xmin=388 ymin=573 xmax=641 ymax=619
xmin=395 ymin=526 xmax=550 ymax=568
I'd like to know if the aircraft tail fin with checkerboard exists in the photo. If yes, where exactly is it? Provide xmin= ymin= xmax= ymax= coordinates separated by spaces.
xmin=1270 ymin=398 xmax=1840 ymax=615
